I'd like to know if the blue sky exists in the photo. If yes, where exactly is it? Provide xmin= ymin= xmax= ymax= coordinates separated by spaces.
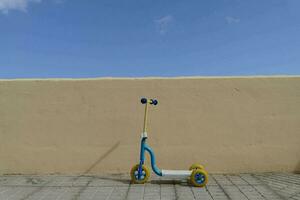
xmin=0 ymin=0 xmax=299 ymax=78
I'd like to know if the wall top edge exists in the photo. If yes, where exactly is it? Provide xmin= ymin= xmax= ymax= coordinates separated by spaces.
xmin=0 ymin=75 xmax=299 ymax=81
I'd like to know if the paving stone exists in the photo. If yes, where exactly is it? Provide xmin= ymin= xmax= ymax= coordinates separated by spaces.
xmin=160 ymin=185 xmax=176 ymax=200
xmin=0 ymin=176 xmax=51 ymax=186
xmin=0 ymin=186 xmax=37 ymax=200
xmin=191 ymin=187 xmax=214 ymax=200
xmin=0 ymin=173 xmax=298 ymax=199
xmin=207 ymin=185 xmax=230 ymax=200
xmin=37 ymin=187 xmax=81 ymax=200
xmin=222 ymin=185 xmax=248 ymax=200
xmin=240 ymin=174 xmax=262 ymax=185
xmin=212 ymin=175 xmax=233 ymax=186
xmin=253 ymin=185 xmax=283 ymax=200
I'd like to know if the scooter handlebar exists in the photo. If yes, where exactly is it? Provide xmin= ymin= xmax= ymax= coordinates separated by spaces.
xmin=141 ymin=98 xmax=158 ymax=106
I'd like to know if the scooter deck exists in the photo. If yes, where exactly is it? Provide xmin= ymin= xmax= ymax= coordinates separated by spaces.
xmin=161 ymin=170 xmax=192 ymax=178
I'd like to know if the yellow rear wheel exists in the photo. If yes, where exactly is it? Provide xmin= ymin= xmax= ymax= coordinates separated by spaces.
xmin=189 ymin=163 xmax=204 ymax=171
xmin=190 ymin=168 xmax=208 ymax=187
xmin=130 ymin=164 xmax=150 ymax=184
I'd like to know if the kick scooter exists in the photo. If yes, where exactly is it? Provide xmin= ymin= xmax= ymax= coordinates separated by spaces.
xmin=130 ymin=97 xmax=208 ymax=187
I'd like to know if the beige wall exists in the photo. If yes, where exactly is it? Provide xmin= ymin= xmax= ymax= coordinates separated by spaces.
xmin=0 ymin=76 xmax=299 ymax=175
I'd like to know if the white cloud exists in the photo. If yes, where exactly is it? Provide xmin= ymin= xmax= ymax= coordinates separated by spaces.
xmin=0 ymin=0 xmax=42 ymax=14
xmin=225 ymin=16 xmax=240 ymax=24
xmin=155 ymin=15 xmax=174 ymax=35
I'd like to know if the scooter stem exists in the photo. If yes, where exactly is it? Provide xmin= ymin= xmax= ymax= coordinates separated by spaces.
xmin=143 ymin=102 xmax=149 ymax=133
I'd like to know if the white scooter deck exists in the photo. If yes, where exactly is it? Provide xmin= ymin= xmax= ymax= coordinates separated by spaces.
xmin=161 ymin=170 xmax=192 ymax=178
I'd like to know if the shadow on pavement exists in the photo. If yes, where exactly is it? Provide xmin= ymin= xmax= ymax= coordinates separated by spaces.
xmin=72 ymin=141 xmax=121 ymax=181
xmin=97 ymin=175 xmax=189 ymax=186
xmin=294 ymin=160 xmax=300 ymax=174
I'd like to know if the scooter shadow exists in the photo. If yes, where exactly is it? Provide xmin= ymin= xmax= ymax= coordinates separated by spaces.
xmin=149 ymin=179 xmax=189 ymax=186
xmin=97 ymin=176 xmax=189 ymax=186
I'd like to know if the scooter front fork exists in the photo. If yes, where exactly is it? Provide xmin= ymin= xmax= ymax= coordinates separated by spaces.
xmin=138 ymin=138 xmax=163 ymax=179
xmin=138 ymin=138 xmax=146 ymax=179
xmin=137 ymin=160 xmax=144 ymax=179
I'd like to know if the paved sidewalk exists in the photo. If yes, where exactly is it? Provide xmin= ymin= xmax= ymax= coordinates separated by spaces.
xmin=0 ymin=173 xmax=299 ymax=200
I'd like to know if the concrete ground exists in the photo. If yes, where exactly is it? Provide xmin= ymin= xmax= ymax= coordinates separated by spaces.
xmin=0 ymin=173 xmax=299 ymax=200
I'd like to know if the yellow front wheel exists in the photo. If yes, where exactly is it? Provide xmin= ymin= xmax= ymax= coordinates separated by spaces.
xmin=189 ymin=163 xmax=204 ymax=171
xmin=190 ymin=168 xmax=208 ymax=187
xmin=130 ymin=164 xmax=150 ymax=184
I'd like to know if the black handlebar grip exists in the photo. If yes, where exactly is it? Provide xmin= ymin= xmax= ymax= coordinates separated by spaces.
xmin=141 ymin=98 xmax=147 ymax=104
xmin=151 ymin=99 xmax=158 ymax=105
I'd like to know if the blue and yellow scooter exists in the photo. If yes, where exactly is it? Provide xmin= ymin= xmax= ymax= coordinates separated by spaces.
xmin=130 ymin=97 xmax=208 ymax=187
